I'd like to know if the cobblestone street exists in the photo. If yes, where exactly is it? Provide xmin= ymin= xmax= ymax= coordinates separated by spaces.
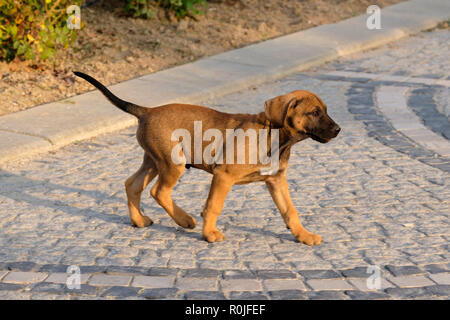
xmin=0 ymin=29 xmax=449 ymax=299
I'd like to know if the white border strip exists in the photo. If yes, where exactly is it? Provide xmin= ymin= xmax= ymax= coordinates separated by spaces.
xmin=376 ymin=86 xmax=450 ymax=157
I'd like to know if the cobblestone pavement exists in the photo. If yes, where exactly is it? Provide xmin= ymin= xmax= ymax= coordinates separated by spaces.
xmin=0 ymin=29 xmax=449 ymax=300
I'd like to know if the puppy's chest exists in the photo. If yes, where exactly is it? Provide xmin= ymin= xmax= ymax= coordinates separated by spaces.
xmin=224 ymin=163 xmax=289 ymax=184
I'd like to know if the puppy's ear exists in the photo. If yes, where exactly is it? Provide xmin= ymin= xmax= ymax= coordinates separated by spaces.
xmin=264 ymin=95 xmax=298 ymax=127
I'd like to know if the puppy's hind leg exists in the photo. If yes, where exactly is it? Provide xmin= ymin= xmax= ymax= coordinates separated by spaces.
xmin=125 ymin=154 xmax=157 ymax=228
xmin=150 ymin=163 xmax=196 ymax=229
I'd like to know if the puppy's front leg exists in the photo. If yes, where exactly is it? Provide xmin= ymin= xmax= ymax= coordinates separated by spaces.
xmin=202 ymin=173 xmax=234 ymax=242
xmin=265 ymin=173 xmax=322 ymax=246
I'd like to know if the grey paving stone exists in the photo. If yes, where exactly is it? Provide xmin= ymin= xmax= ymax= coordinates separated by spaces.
xmin=307 ymin=290 xmax=349 ymax=300
xmin=72 ymin=284 xmax=99 ymax=295
xmin=388 ymin=275 xmax=434 ymax=288
xmin=0 ymin=291 xmax=32 ymax=299
xmin=45 ymin=272 xmax=90 ymax=284
xmin=38 ymin=264 xmax=70 ymax=273
xmin=222 ymin=270 xmax=256 ymax=279
xmin=221 ymin=279 xmax=262 ymax=292
xmin=306 ymin=279 xmax=354 ymax=291
xmin=41 ymin=284 xmax=98 ymax=296
xmin=422 ymin=285 xmax=450 ymax=297
xmin=140 ymin=288 xmax=179 ymax=299
xmin=101 ymin=286 xmax=141 ymax=298
xmin=393 ymin=70 xmax=410 ymax=76
xmin=423 ymin=264 xmax=449 ymax=274
xmin=228 ymin=291 xmax=268 ymax=300
xmin=106 ymin=266 xmax=148 ymax=275
xmin=2 ymin=271 xmax=47 ymax=284
xmin=433 ymin=162 xmax=450 ymax=172
xmin=344 ymin=290 xmax=390 ymax=300
xmin=5 ymin=262 xmax=38 ymax=272
xmin=181 ymin=268 xmax=220 ymax=278
xmin=340 ymin=267 xmax=371 ymax=278
xmin=384 ymin=287 xmax=427 ymax=299
xmin=418 ymin=73 xmax=444 ymax=79
xmin=88 ymin=274 xmax=132 ymax=287
xmin=184 ymin=291 xmax=226 ymax=300
xmin=353 ymin=114 xmax=384 ymax=121
xmin=79 ymin=266 xmax=107 ymax=274
xmin=132 ymin=276 xmax=175 ymax=288
xmin=316 ymin=75 xmax=348 ymax=82
xmin=299 ymin=269 xmax=341 ymax=279
xmin=347 ymin=95 xmax=373 ymax=106
xmin=268 ymin=290 xmax=308 ymax=300
xmin=341 ymin=77 xmax=371 ymax=83
xmin=147 ymin=268 xmax=179 ymax=277
xmin=263 ymin=279 xmax=306 ymax=291
xmin=348 ymin=278 xmax=395 ymax=291
xmin=385 ymin=265 xmax=424 ymax=277
xmin=31 ymin=282 xmax=66 ymax=294
xmin=176 ymin=278 xmax=218 ymax=291
xmin=428 ymin=273 xmax=450 ymax=285
xmin=348 ymin=106 xmax=377 ymax=115
xmin=350 ymin=82 xmax=378 ymax=89
xmin=0 ymin=283 xmax=26 ymax=291
xmin=255 ymin=269 xmax=297 ymax=279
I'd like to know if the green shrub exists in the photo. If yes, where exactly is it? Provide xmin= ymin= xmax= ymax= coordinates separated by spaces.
xmin=124 ymin=0 xmax=154 ymax=19
xmin=125 ymin=0 xmax=207 ymax=19
xmin=160 ymin=0 xmax=207 ymax=19
xmin=0 ymin=0 xmax=83 ymax=62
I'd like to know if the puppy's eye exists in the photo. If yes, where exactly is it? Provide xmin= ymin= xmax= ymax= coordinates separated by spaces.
xmin=310 ymin=108 xmax=320 ymax=117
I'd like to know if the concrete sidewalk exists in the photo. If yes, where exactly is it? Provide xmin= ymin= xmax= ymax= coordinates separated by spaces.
xmin=1 ymin=0 xmax=449 ymax=165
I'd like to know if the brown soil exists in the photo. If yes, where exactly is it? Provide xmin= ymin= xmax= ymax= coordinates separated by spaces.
xmin=0 ymin=0 xmax=404 ymax=116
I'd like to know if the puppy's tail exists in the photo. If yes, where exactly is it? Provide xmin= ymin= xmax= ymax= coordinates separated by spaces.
xmin=73 ymin=71 xmax=146 ymax=118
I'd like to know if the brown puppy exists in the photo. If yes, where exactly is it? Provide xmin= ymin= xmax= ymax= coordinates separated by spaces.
xmin=74 ymin=72 xmax=340 ymax=245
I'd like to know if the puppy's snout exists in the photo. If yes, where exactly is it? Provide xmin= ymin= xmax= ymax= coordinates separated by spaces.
xmin=334 ymin=125 xmax=341 ymax=135
xmin=331 ymin=124 xmax=341 ymax=137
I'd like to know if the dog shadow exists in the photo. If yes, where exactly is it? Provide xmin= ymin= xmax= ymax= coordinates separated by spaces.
xmin=227 ymin=224 xmax=295 ymax=242
xmin=0 ymin=170 xmax=129 ymax=225
xmin=0 ymin=170 xmax=292 ymax=242
xmin=145 ymin=222 xmax=204 ymax=241
xmin=0 ymin=170 xmax=206 ymax=240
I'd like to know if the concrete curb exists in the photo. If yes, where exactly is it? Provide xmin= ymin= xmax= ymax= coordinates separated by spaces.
xmin=1 ymin=0 xmax=449 ymax=165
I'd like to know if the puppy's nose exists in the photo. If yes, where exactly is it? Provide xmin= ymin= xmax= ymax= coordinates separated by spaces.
xmin=334 ymin=125 xmax=341 ymax=135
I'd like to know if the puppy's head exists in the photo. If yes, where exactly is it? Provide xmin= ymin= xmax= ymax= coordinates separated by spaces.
xmin=264 ymin=90 xmax=340 ymax=143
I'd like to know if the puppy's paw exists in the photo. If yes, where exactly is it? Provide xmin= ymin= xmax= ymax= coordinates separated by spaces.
xmin=132 ymin=216 xmax=153 ymax=228
xmin=175 ymin=214 xmax=197 ymax=229
xmin=295 ymin=232 xmax=322 ymax=246
xmin=203 ymin=230 xmax=225 ymax=243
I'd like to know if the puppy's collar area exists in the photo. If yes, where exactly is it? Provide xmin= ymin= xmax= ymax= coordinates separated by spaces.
xmin=261 ymin=119 xmax=288 ymax=158
xmin=263 ymin=118 xmax=277 ymax=130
